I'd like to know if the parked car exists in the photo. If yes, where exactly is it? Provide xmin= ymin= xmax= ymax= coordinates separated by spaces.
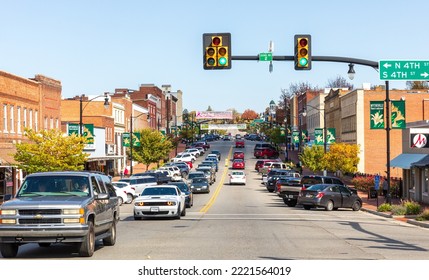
xmin=112 ymin=181 xmax=136 ymax=203
xmin=232 ymin=159 xmax=245 ymax=169
xmin=171 ymin=152 xmax=196 ymax=163
xmin=114 ymin=186 xmax=128 ymax=205
xmin=265 ymin=170 xmax=300 ymax=192
xmin=132 ymin=170 xmax=170 ymax=184
xmin=298 ymin=184 xmax=362 ymax=211
xmin=254 ymin=146 xmax=279 ymax=159
xmin=201 ymin=160 xmax=218 ymax=172
xmin=119 ymin=176 xmax=158 ymax=195
xmin=195 ymin=166 xmax=215 ymax=185
xmin=168 ymin=162 xmax=190 ymax=177
xmin=159 ymin=166 xmax=182 ymax=181
xmin=300 ymin=175 xmax=347 ymax=190
xmin=255 ymin=159 xmax=281 ymax=172
xmin=276 ymin=177 xmax=303 ymax=207
xmin=186 ymin=171 xmax=206 ymax=185
xmin=133 ymin=185 xmax=186 ymax=220
xmin=168 ymin=181 xmax=193 ymax=208
xmin=229 ymin=171 xmax=246 ymax=185
xmin=189 ymin=177 xmax=210 ymax=193
xmin=209 ymin=150 xmax=221 ymax=160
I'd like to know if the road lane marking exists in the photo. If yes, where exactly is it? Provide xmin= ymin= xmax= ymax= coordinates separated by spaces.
xmin=199 ymin=146 xmax=232 ymax=213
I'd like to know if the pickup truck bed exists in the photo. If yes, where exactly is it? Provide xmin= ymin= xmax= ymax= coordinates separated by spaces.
xmin=276 ymin=177 xmax=302 ymax=207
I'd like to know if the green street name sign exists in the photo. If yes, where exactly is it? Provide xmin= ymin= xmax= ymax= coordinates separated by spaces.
xmin=380 ymin=60 xmax=429 ymax=80
xmin=259 ymin=52 xmax=273 ymax=62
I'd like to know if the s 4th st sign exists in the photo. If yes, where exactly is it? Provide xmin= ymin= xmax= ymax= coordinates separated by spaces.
xmin=380 ymin=60 xmax=429 ymax=80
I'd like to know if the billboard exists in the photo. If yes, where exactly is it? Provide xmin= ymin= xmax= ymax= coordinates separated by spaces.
xmin=195 ymin=111 xmax=233 ymax=120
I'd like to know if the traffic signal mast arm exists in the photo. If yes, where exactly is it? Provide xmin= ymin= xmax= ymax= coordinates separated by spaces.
xmin=231 ymin=55 xmax=379 ymax=69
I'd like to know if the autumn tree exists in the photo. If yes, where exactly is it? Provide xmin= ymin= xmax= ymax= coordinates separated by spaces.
xmin=241 ymin=109 xmax=259 ymax=121
xmin=14 ymin=128 xmax=88 ymax=173
xmin=406 ymin=81 xmax=429 ymax=89
xmin=130 ymin=128 xmax=173 ymax=169
xmin=299 ymin=145 xmax=326 ymax=172
xmin=324 ymin=143 xmax=360 ymax=175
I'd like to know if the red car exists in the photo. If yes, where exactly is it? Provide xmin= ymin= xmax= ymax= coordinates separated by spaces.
xmin=235 ymin=140 xmax=245 ymax=148
xmin=232 ymin=159 xmax=245 ymax=169
xmin=233 ymin=151 xmax=245 ymax=160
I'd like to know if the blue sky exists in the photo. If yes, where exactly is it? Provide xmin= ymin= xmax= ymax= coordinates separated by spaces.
xmin=1 ymin=0 xmax=428 ymax=113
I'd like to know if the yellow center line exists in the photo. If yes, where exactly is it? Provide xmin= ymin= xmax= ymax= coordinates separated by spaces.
xmin=200 ymin=146 xmax=233 ymax=213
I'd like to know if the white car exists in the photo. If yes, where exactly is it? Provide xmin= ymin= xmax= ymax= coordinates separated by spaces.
xmin=171 ymin=153 xmax=196 ymax=163
xmin=229 ymin=171 xmax=246 ymax=185
xmin=118 ymin=176 xmax=158 ymax=195
xmin=112 ymin=181 xmax=136 ymax=203
xmin=159 ymin=166 xmax=182 ymax=181
xmin=114 ymin=186 xmax=128 ymax=206
xmin=184 ymin=148 xmax=201 ymax=157
xmin=133 ymin=185 xmax=186 ymax=220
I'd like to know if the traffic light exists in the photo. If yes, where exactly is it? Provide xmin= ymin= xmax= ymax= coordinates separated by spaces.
xmin=294 ymin=34 xmax=311 ymax=70
xmin=203 ymin=33 xmax=231 ymax=70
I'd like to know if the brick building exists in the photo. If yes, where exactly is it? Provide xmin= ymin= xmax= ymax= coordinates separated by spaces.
xmin=0 ymin=71 xmax=62 ymax=198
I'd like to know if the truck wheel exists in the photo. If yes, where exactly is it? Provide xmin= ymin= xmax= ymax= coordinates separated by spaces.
xmin=0 ymin=244 xmax=18 ymax=258
xmin=103 ymin=220 xmax=117 ymax=246
xmin=79 ymin=220 xmax=95 ymax=257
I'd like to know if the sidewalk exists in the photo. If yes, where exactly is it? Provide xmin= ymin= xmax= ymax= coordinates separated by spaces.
xmin=358 ymin=190 xmax=429 ymax=228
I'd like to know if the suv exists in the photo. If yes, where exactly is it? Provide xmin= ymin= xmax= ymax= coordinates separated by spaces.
xmin=0 ymin=171 xmax=119 ymax=258
xmin=254 ymin=143 xmax=279 ymax=159
xmin=235 ymin=139 xmax=245 ymax=148
xmin=300 ymin=175 xmax=345 ymax=190
xmin=119 ymin=176 xmax=158 ymax=195
xmin=132 ymin=171 xmax=170 ymax=184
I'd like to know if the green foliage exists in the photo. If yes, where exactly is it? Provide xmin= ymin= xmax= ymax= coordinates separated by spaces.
xmin=403 ymin=201 xmax=422 ymax=215
xmin=416 ymin=209 xmax=429 ymax=221
xmin=390 ymin=204 xmax=407 ymax=216
xmin=323 ymin=143 xmax=360 ymax=175
xmin=377 ymin=203 xmax=392 ymax=212
xmin=299 ymin=145 xmax=325 ymax=172
xmin=14 ymin=128 xmax=88 ymax=173
xmin=130 ymin=128 xmax=173 ymax=169
xmin=265 ymin=127 xmax=283 ymax=147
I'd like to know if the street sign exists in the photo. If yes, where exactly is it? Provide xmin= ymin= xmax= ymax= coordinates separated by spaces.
xmin=259 ymin=52 xmax=273 ymax=61
xmin=379 ymin=60 xmax=429 ymax=81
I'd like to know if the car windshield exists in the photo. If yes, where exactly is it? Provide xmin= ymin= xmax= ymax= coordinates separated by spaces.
xmin=301 ymin=177 xmax=323 ymax=185
xmin=18 ymin=176 xmax=90 ymax=197
xmin=192 ymin=178 xmax=208 ymax=184
xmin=142 ymin=187 xmax=177 ymax=196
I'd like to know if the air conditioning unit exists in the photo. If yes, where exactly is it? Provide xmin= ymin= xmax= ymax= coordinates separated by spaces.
xmin=106 ymin=144 xmax=116 ymax=155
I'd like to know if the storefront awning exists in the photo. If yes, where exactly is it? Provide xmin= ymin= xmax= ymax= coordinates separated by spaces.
xmin=390 ymin=153 xmax=427 ymax=169
xmin=411 ymin=154 xmax=429 ymax=167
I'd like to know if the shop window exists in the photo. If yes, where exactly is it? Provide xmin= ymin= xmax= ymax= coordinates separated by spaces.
xmin=424 ymin=168 xmax=429 ymax=195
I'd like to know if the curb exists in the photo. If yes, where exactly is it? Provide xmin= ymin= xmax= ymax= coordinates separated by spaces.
xmin=361 ymin=207 xmax=429 ymax=229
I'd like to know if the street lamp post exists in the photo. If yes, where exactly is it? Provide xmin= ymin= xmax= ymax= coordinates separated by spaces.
xmin=129 ymin=111 xmax=150 ymax=175
xmin=79 ymin=92 xmax=110 ymax=136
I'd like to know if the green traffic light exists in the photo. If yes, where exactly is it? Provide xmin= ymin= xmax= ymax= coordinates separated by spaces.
xmin=218 ymin=57 xmax=227 ymax=66
xmin=299 ymin=57 xmax=308 ymax=67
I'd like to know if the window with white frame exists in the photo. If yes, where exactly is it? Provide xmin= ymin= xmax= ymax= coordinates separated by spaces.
xmin=3 ymin=104 xmax=7 ymax=132
xmin=10 ymin=105 xmax=14 ymax=133
xmin=29 ymin=109 xmax=33 ymax=129
xmin=17 ymin=106 xmax=21 ymax=133
xmin=35 ymin=111 xmax=38 ymax=131
xmin=23 ymin=108 xmax=27 ymax=128
xmin=50 ymin=117 xmax=53 ymax=129
xmin=44 ymin=117 xmax=48 ymax=130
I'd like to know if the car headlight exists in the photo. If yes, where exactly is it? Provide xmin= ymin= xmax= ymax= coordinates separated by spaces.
xmin=0 ymin=209 xmax=17 ymax=215
xmin=0 ymin=219 xmax=16 ymax=224
xmin=167 ymin=201 xmax=176 ymax=206
xmin=63 ymin=208 xmax=84 ymax=215
xmin=135 ymin=201 xmax=145 ymax=206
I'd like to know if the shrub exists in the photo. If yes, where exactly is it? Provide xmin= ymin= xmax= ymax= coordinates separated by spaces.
xmin=377 ymin=203 xmax=392 ymax=212
xmin=391 ymin=204 xmax=406 ymax=216
xmin=403 ymin=201 xmax=422 ymax=215
xmin=416 ymin=209 xmax=429 ymax=221
xmin=351 ymin=176 xmax=376 ymax=192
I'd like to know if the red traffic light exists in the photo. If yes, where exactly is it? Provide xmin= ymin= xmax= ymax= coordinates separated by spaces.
xmin=212 ymin=37 xmax=221 ymax=46
xmin=299 ymin=38 xmax=308 ymax=47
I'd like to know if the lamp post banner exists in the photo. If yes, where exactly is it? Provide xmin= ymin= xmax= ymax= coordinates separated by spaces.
xmin=314 ymin=128 xmax=324 ymax=145
xmin=292 ymin=131 xmax=300 ymax=144
xmin=327 ymin=128 xmax=336 ymax=144
xmin=391 ymin=100 xmax=406 ymax=129
xmin=370 ymin=101 xmax=385 ymax=129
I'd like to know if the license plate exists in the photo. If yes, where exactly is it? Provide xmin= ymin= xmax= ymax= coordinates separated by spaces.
xmin=196 ymin=188 xmax=201 ymax=191
xmin=150 ymin=207 xmax=159 ymax=212
xmin=306 ymin=194 xmax=312 ymax=198
xmin=287 ymin=194 xmax=294 ymax=198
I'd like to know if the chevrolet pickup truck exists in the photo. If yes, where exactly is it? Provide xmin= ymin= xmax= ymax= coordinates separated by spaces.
xmin=276 ymin=177 xmax=302 ymax=207
xmin=0 ymin=171 xmax=120 ymax=258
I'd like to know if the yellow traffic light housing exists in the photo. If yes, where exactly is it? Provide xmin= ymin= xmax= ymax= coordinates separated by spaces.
xmin=294 ymin=34 xmax=311 ymax=70
xmin=203 ymin=33 xmax=231 ymax=70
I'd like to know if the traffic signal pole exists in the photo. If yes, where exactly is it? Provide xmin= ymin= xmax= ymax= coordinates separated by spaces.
xmin=230 ymin=54 xmax=392 ymax=204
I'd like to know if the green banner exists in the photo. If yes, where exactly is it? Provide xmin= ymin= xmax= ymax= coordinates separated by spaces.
xmin=123 ymin=132 xmax=141 ymax=147
xmin=132 ymin=133 xmax=141 ymax=147
xmin=68 ymin=123 xmax=79 ymax=136
xmin=68 ymin=123 xmax=94 ymax=144
xmin=391 ymin=100 xmax=406 ymax=129
xmin=314 ymin=128 xmax=324 ymax=145
xmin=292 ymin=131 xmax=300 ymax=144
xmin=370 ymin=101 xmax=385 ymax=129
xmin=327 ymin=128 xmax=336 ymax=144
xmin=301 ymin=130 xmax=308 ymax=141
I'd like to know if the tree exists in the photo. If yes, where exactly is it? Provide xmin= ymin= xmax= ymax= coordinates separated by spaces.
xmin=130 ymin=128 xmax=173 ymax=170
xmin=326 ymin=75 xmax=354 ymax=90
xmin=206 ymin=105 xmax=213 ymax=111
xmin=406 ymin=81 xmax=429 ymax=89
xmin=323 ymin=143 xmax=360 ymax=175
xmin=241 ymin=109 xmax=259 ymax=121
xmin=14 ymin=128 xmax=88 ymax=173
xmin=299 ymin=145 xmax=326 ymax=173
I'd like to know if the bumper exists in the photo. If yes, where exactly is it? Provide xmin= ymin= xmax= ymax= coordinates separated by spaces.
xmin=0 ymin=224 xmax=88 ymax=243
xmin=134 ymin=205 xmax=178 ymax=217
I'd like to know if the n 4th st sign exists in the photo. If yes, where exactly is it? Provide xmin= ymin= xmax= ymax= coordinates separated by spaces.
xmin=380 ymin=60 xmax=429 ymax=81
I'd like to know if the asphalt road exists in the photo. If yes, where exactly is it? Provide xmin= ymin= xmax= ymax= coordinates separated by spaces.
xmin=7 ymin=139 xmax=429 ymax=260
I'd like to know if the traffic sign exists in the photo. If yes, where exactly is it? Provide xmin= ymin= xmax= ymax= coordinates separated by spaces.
xmin=379 ymin=60 xmax=429 ymax=81
xmin=259 ymin=52 xmax=273 ymax=61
